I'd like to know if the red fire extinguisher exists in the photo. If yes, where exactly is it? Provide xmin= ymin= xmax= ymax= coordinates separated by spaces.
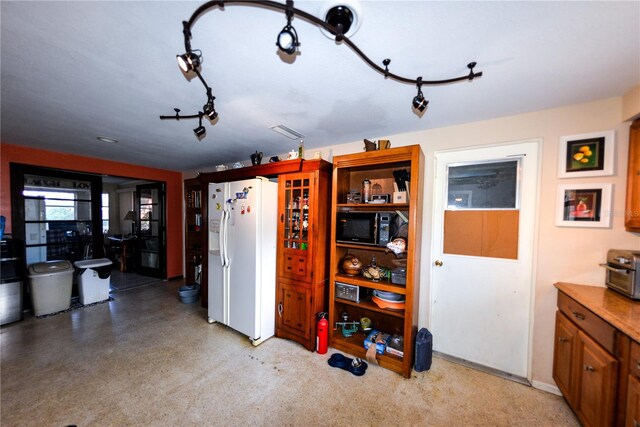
xmin=317 ymin=312 xmax=328 ymax=354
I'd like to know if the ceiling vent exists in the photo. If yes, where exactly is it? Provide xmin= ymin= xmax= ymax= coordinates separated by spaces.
xmin=269 ymin=124 xmax=305 ymax=140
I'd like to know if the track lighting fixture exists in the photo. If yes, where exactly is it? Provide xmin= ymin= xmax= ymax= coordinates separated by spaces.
xmin=277 ymin=24 xmax=299 ymax=55
xmin=203 ymin=89 xmax=218 ymax=121
xmin=160 ymin=1 xmax=484 ymax=140
xmin=276 ymin=0 xmax=299 ymax=55
xmin=412 ymin=77 xmax=428 ymax=113
xmin=177 ymin=52 xmax=201 ymax=73
xmin=193 ymin=113 xmax=206 ymax=138
xmin=203 ymin=101 xmax=218 ymax=121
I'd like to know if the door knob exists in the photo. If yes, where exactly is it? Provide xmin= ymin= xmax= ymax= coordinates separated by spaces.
xmin=435 ymin=260 xmax=443 ymax=267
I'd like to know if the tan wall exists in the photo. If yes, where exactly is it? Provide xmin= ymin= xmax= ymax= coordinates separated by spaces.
xmin=310 ymin=96 xmax=639 ymax=389
xmin=623 ymin=84 xmax=640 ymax=121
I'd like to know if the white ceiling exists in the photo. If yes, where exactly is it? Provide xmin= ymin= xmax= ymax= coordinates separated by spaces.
xmin=1 ymin=1 xmax=638 ymax=172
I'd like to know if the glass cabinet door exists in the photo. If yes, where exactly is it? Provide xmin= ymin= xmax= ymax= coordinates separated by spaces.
xmin=282 ymin=175 xmax=312 ymax=252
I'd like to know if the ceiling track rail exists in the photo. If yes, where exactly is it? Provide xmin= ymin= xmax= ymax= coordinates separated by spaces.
xmin=160 ymin=0 xmax=483 ymax=136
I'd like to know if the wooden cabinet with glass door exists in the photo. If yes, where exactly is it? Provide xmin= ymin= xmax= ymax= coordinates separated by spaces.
xmin=275 ymin=163 xmax=332 ymax=351
xmin=329 ymin=145 xmax=424 ymax=378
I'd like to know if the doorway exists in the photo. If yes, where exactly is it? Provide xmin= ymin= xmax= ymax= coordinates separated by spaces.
xmin=430 ymin=140 xmax=540 ymax=381
xmin=10 ymin=165 xmax=167 ymax=294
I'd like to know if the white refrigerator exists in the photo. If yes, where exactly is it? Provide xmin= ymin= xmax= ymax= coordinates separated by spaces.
xmin=207 ymin=177 xmax=278 ymax=345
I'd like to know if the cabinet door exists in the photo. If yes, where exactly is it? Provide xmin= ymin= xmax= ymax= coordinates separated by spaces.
xmin=277 ymin=282 xmax=311 ymax=340
xmin=625 ymin=119 xmax=640 ymax=232
xmin=575 ymin=330 xmax=618 ymax=427
xmin=553 ymin=311 xmax=578 ymax=403
xmin=627 ymin=375 xmax=640 ymax=427
xmin=278 ymin=173 xmax=314 ymax=282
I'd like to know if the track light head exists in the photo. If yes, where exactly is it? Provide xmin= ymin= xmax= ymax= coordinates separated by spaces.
xmin=193 ymin=125 xmax=206 ymax=138
xmin=177 ymin=52 xmax=200 ymax=72
xmin=412 ymin=93 xmax=429 ymax=112
xmin=412 ymin=76 xmax=428 ymax=112
xmin=277 ymin=25 xmax=299 ymax=55
xmin=193 ymin=112 xmax=206 ymax=138
xmin=203 ymin=101 xmax=218 ymax=121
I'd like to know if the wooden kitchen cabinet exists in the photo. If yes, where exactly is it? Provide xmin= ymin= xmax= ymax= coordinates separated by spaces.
xmin=275 ymin=165 xmax=332 ymax=351
xmin=553 ymin=310 xmax=618 ymax=426
xmin=627 ymin=376 xmax=640 ymax=427
xmin=553 ymin=283 xmax=640 ymax=427
xmin=553 ymin=310 xmax=579 ymax=402
xmin=575 ymin=329 xmax=619 ymax=426
xmin=628 ymin=341 xmax=640 ymax=427
xmin=277 ymin=281 xmax=312 ymax=341
xmin=626 ymin=119 xmax=640 ymax=232
xmin=328 ymin=145 xmax=424 ymax=378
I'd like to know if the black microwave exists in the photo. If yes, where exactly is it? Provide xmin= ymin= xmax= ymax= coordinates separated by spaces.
xmin=336 ymin=212 xmax=397 ymax=247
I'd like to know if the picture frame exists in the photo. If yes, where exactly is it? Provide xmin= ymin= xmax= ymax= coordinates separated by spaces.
xmin=557 ymin=130 xmax=614 ymax=178
xmin=555 ymin=183 xmax=613 ymax=228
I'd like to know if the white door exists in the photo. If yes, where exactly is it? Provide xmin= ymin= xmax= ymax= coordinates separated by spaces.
xmin=208 ymin=182 xmax=227 ymax=324
xmin=430 ymin=140 xmax=540 ymax=379
xmin=227 ymin=179 xmax=260 ymax=339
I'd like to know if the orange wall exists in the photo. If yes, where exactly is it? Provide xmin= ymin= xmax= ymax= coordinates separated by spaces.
xmin=1 ymin=143 xmax=183 ymax=279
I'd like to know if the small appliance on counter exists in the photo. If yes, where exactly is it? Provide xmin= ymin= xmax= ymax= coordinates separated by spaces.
xmin=600 ymin=249 xmax=640 ymax=300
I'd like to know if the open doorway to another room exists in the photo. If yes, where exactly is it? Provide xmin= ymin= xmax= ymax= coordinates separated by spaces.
xmin=10 ymin=164 xmax=167 ymax=304
xmin=101 ymin=177 xmax=166 ymax=291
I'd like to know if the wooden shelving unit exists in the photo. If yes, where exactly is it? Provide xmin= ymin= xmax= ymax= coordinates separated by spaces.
xmin=328 ymin=145 xmax=424 ymax=378
xmin=184 ymin=178 xmax=204 ymax=290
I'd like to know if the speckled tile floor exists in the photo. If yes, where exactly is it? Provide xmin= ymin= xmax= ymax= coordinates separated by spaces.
xmin=1 ymin=280 xmax=579 ymax=426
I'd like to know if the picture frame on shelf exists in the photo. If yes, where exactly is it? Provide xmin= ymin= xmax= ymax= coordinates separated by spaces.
xmin=555 ymin=183 xmax=612 ymax=228
xmin=557 ymin=130 xmax=614 ymax=178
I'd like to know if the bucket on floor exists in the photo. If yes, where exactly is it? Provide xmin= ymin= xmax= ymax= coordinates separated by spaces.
xmin=178 ymin=283 xmax=200 ymax=304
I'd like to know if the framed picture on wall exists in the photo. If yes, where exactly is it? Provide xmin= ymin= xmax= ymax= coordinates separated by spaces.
xmin=555 ymin=183 xmax=613 ymax=228
xmin=557 ymin=130 xmax=614 ymax=178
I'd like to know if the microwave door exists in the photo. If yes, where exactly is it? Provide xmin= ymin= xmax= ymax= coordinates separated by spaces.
xmin=337 ymin=212 xmax=377 ymax=245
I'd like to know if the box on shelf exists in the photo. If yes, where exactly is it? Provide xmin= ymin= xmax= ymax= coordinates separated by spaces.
xmin=364 ymin=330 xmax=390 ymax=355
xmin=393 ymin=191 xmax=408 ymax=203
xmin=385 ymin=334 xmax=404 ymax=357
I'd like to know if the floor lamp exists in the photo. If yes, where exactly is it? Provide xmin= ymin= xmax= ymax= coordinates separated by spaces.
xmin=123 ymin=210 xmax=136 ymax=236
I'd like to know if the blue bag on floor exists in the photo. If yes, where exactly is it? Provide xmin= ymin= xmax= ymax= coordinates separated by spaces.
xmin=414 ymin=328 xmax=433 ymax=372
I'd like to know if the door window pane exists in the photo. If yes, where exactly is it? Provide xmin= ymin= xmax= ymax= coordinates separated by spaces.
xmin=102 ymin=193 xmax=109 ymax=233
xmin=447 ymin=160 xmax=519 ymax=209
xmin=22 ymin=175 xmax=94 ymax=265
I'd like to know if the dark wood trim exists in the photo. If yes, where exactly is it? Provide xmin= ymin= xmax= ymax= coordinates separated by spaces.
xmin=197 ymin=159 xmax=332 ymax=183
xmin=9 ymin=163 xmax=104 ymax=259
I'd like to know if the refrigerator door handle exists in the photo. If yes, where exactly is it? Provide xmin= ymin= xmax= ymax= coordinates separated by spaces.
xmin=219 ymin=210 xmax=227 ymax=267
xmin=222 ymin=209 xmax=230 ymax=267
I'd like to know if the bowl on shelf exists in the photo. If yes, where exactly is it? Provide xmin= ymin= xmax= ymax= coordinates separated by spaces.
xmin=371 ymin=296 xmax=405 ymax=311
xmin=373 ymin=290 xmax=405 ymax=301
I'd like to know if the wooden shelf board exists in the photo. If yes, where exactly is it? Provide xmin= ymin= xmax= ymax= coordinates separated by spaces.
xmin=330 ymin=332 xmax=404 ymax=373
xmin=333 ymin=274 xmax=407 ymax=295
xmin=334 ymin=297 xmax=405 ymax=318
xmin=336 ymin=203 xmax=410 ymax=209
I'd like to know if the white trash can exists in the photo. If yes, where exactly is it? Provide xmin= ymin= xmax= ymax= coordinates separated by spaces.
xmin=74 ymin=258 xmax=113 ymax=305
xmin=27 ymin=260 xmax=74 ymax=316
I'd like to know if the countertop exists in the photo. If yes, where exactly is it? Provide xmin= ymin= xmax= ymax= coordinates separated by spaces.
xmin=554 ymin=282 xmax=640 ymax=343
